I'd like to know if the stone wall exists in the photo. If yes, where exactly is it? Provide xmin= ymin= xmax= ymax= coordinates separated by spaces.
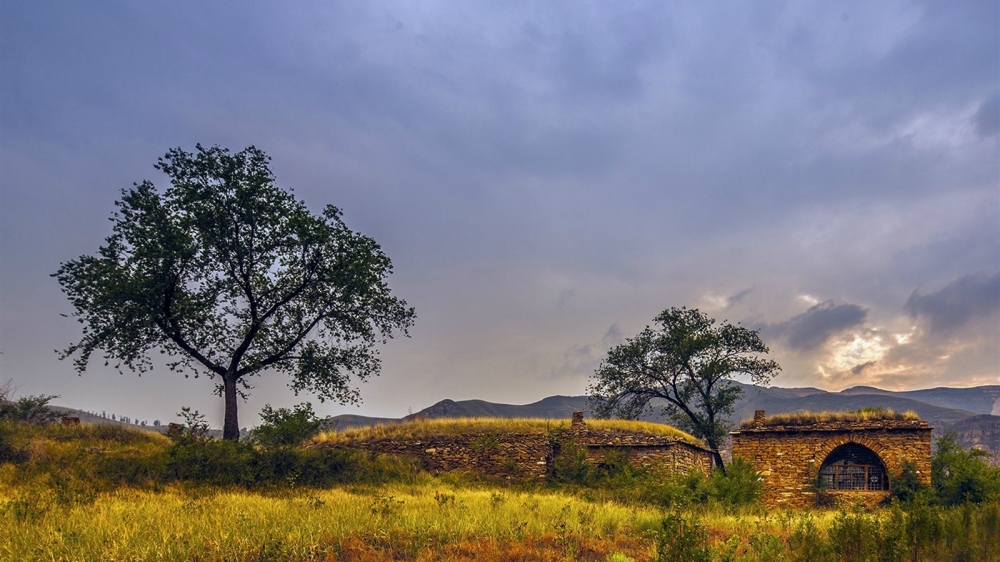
xmin=344 ymin=433 xmax=552 ymax=480
xmin=332 ymin=413 xmax=715 ymax=481
xmin=565 ymin=429 xmax=714 ymax=476
xmin=731 ymin=416 xmax=932 ymax=508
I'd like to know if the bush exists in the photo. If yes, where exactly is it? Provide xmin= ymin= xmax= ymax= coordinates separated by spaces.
xmin=551 ymin=439 xmax=592 ymax=484
xmin=0 ymin=380 xmax=61 ymax=424
xmin=888 ymin=460 xmax=931 ymax=504
xmin=827 ymin=510 xmax=881 ymax=562
xmin=710 ymin=456 xmax=763 ymax=507
xmin=932 ymin=430 xmax=1000 ymax=506
xmin=653 ymin=512 xmax=712 ymax=562
xmin=250 ymin=403 xmax=324 ymax=449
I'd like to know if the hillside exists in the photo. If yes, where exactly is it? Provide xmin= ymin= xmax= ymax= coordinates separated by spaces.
xmin=840 ymin=385 xmax=1000 ymax=415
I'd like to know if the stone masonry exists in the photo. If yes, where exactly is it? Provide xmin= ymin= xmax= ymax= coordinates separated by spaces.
xmin=731 ymin=411 xmax=932 ymax=508
xmin=334 ymin=412 xmax=714 ymax=481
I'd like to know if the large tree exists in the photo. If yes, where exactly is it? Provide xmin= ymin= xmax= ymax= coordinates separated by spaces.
xmin=55 ymin=145 xmax=415 ymax=439
xmin=588 ymin=307 xmax=779 ymax=471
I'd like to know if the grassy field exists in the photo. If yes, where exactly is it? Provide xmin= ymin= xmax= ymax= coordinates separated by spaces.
xmin=2 ymin=421 xmax=999 ymax=561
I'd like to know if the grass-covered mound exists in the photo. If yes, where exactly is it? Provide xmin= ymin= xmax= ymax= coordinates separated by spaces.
xmin=740 ymin=408 xmax=920 ymax=429
xmin=0 ymin=420 xmax=418 ymax=492
xmin=313 ymin=416 xmax=702 ymax=446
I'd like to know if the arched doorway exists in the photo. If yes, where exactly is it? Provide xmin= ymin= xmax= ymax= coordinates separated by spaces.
xmin=818 ymin=443 xmax=888 ymax=491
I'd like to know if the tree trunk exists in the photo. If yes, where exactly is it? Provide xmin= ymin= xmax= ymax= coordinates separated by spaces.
xmin=712 ymin=449 xmax=727 ymax=476
xmin=223 ymin=376 xmax=239 ymax=440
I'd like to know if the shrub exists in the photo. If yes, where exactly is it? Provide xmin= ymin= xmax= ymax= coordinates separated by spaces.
xmin=932 ymin=430 xmax=1000 ymax=506
xmin=552 ymin=439 xmax=592 ymax=484
xmin=887 ymin=459 xmax=931 ymax=504
xmin=250 ymin=403 xmax=323 ymax=449
xmin=644 ymin=469 xmax=712 ymax=509
xmin=0 ymin=392 xmax=61 ymax=425
xmin=171 ymin=407 xmax=210 ymax=440
xmin=710 ymin=456 xmax=762 ymax=507
xmin=828 ymin=510 xmax=881 ymax=562
xmin=653 ymin=512 xmax=712 ymax=562
xmin=789 ymin=516 xmax=834 ymax=562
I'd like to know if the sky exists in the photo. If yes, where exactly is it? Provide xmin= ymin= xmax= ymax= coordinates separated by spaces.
xmin=1 ymin=1 xmax=998 ymax=428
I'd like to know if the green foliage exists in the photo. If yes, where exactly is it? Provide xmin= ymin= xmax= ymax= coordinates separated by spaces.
xmin=172 ymin=407 xmax=209 ymax=439
xmin=588 ymin=306 xmax=779 ymax=470
xmin=653 ymin=512 xmax=712 ymax=562
xmin=827 ymin=511 xmax=882 ymax=562
xmin=887 ymin=459 xmax=931 ymax=504
xmin=789 ymin=516 xmax=834 ymax=562
xmin=250 ymin=403 xmax=323 ymax=449
xmin=552 ymin=439 xmax=592 ymax=484
xmin=0 ymin=388 xmax=61 ymax=425
xmin=709 ymin=456 xmax=763 ymax=508
xmin=164 ymin=437 xmax=417 ymax=488
xmin=932 ymin=430 xmax=1000 ymax=506
xmin=54 ymin=144 xmax=415 ymax=439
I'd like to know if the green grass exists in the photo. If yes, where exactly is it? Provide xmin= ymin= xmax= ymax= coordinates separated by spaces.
xmin=313 ymin=416 xmax=702 ymax=446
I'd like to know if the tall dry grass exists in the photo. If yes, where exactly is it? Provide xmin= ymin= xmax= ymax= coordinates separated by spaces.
xmin=740 ymin=409 xmax=920 ymax=429
xmin=313 ymin=416 xmax=701 ymax=446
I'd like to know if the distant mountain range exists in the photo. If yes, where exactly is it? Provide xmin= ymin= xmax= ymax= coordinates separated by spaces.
xmin=326 ymin=383 xmax=1000 ymax=464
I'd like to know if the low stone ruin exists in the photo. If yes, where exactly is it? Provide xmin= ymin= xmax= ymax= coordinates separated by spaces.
xmin=326 ymin=412 xmax=714 ymax=481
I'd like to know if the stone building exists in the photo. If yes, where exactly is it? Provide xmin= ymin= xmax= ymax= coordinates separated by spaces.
xmin=731 ymin=410 xmax=932 ymax=508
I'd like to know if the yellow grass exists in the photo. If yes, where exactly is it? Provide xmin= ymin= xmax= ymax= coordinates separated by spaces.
xmin=0 ymin=479 xmax=667 ymax=561
xmin=740 ymin=408 xmax=920 ymax=428
xmin=312 ymin=416 xmax=702 ymax=446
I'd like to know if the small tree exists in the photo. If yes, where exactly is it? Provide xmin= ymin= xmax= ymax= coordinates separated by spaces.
xmin=588 ymin=307 xmax=779 ymax=472
xmin=932 ymin=430 xmax=1000 ymax=506
xmin=55 ymin=145 xmax=415 ymax=439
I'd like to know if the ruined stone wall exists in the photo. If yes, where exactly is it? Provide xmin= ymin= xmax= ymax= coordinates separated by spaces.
xmin=569 ymin=430 xmax=714 ymax=476
xmin=731 ymin=420 xmax=932 ymax=508
xmin=331 ymin=417 xmax=715 ymax=481
xmin=342 ymin=433 xmax=552 ymax=480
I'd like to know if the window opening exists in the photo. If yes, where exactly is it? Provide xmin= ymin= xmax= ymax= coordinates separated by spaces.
xmin=818 ymin=443 xmax=888 ymax=491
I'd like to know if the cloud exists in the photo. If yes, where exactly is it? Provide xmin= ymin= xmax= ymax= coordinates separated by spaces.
xmin=551 ymin=323 xmax=626 ymax=380
xmin=974 ymin=92 xmax=1000 ymax=138
xmin=726 ymin=287 xmax=754 ymax=308
xmin=904 ymin=271 xmax=1000 ymax=334
xmin=769 ymin=301 xmax=869 ymax=352
xmin=601 ymin=323 xmax=624 ymax=347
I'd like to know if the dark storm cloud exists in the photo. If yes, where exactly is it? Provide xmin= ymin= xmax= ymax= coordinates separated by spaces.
xmin=905 ymin=271 xmax=1000 ymax=334
xmin=974 ymin=92 xmax=1000 ymax=138
xmin=726 ymin=287 xmax=755 ymax=308
xmin=768 ymin=301 xmax=869 ymax=352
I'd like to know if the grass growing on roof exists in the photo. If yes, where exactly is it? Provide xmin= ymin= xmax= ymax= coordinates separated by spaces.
xmin=312 ymin=417 xmax=702 ymax=446
xmin=739 ymin=408 xmax=920 ymax=429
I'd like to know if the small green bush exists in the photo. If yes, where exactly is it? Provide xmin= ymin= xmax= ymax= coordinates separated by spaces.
xmin=653 ymin=512 xmax=712 ymax=562
xmin=552 ymin=439 xmax=591 ymax=484
xmin=0 ymin=394 xmax=61 ymax=424
xmin=250 ymin=403 xmax=323 ymax=449
xmin=710 ymin=456 xmax=762 ymax=508
xmin=888 ymin=459 xmax=931 ymax=504
xmin=828 ymin=510 xmax=881 ymax=562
